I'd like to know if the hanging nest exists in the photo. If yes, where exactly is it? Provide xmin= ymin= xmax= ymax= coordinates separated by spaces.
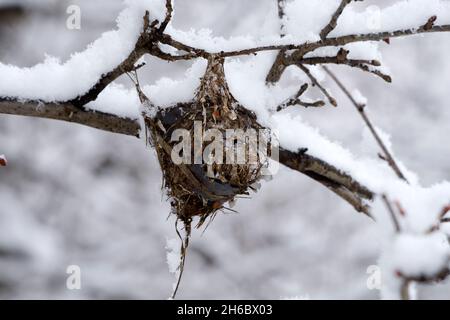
xmin=142 ymin=55 xmax=271 ymax=227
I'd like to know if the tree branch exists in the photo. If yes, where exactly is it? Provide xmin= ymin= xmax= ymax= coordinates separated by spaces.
xmin=0 ymin=99 xmax=140 ymax=137
xmin=276 ymin=83 xmax=326 ymax=111
xmin=320 ymin=0 xmax=354 ymax=41
xmin=382 ymin=194 xmax=402 ymax=232
xmin=277 ymin=147 xmax=374 ymax=216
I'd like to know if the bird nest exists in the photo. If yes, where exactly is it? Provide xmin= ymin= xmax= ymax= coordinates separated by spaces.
xmin=143 ymin=55 xmax=271 ymax=227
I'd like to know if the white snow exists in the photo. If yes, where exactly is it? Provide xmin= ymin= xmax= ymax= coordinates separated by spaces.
xmin=380 ymin=232 xmax=450 ymax=299
xmin=0 ymin=0 xmax=166 ymax=103
xmin=284 ymin=0 xmax=450 ymax=39
xmin=85 ymin=58 xmax=207 ymax=119
xmin=352 ymin=89 xmax=368 ymax=106
xmin=165 ymin=238 xmax=180 ymax=274
xmin=144 ymin=59 xmax=206 ymax=107
xmin=336 ymin=0 xmax=450 ymax=36
xmin=86 ymin=83 xmax=141 ymax=119
xmin=388 ymin=232 xmax=449 ymax=278
xmin=166 ymin=237 xmax=182 ymax=298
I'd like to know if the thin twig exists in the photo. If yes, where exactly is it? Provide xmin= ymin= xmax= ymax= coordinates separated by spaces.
xmin=297 ymin=64 xmax=337 ymax=106
xmin=299 ymin=52 xmax=391 ymax=83
xmin=277 ymin=100 xmax=325 ymax=111
xmin=270 ymin=0 xmax=288 ymax=82
xmin=159 ymin=33 xmax=209 ymax=58
xmin=301 ymin=56 xmax=380 ymax=67
xmin=427 ymin=204 xmax=450 ymax=232
xmin=439 ymin=205 xmax=450 ymax=220
xmin=162 ymin=21 xmax=450 ymax=60
xmin=399 ymin=268 xmax=450 ymax=284
xmin=323 ymin=66 xmax=408 ymax=182
xmin=276 ymin=83 xmax=325 ymax=111
xmin=320 ymin=0 xmax=354 ymax=41
xmin=277 ymin=0 xmax=286 ymax=36
xmin=159 ymin=0 xmax=173 ymax=33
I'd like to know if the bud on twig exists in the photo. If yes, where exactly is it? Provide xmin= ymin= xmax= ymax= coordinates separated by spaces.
xmin=0 ymin=154 xmax=7 ymax=166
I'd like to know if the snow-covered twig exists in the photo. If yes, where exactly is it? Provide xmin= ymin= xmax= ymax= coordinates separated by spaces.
xmin=267 ymin=9 xmax=450 ymax=82
xmin=297 ymin=64 xmax=337 ymax=107
xmin=380 ymin=197 xmax=450 ymax=300
xmin=322 ymin=66 xmax=407 ymax=182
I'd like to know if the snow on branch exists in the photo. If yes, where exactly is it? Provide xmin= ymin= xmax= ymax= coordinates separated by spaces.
xmin=267 ymin=0 xmax=450 ymax=83
xmin=380 ymin=196 xmax=450 ymax=299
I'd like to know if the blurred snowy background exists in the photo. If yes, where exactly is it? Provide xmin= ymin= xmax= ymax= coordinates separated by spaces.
xmin=0 ymin=0 xmax=449 ymax=299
